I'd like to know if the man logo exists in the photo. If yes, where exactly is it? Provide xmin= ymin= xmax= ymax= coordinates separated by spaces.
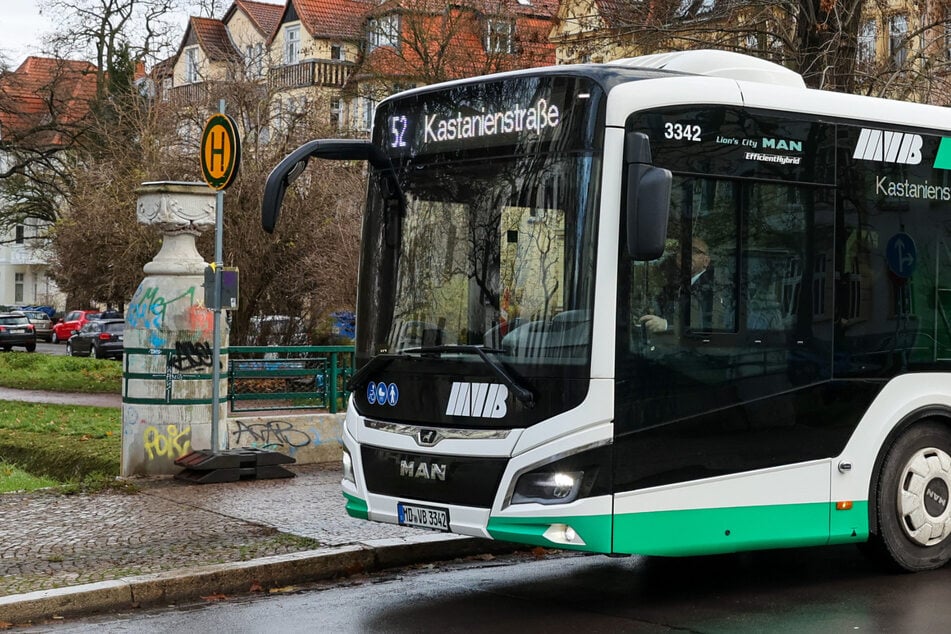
xmin=853 ymin=128 xmax=923 ymax=165
xmin=399 ymin=459 xmax=447 ymax=480
xmin=445 ymin=382 xmax=508 ymax=418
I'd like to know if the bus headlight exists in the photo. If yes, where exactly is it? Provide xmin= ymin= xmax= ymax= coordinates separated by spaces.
xmin=508 ymin=445 xmax=609 ymax=507
xmin=512 ymin=470 xmax=584 ymax=505
xmin=342 ymin=449 xmax=355 ymax=483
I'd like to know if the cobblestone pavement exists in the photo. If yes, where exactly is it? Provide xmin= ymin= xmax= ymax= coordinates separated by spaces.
xmin=0 ymin=463 xmax=421 ymax=598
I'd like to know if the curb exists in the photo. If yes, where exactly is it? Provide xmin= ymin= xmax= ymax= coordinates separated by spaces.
xmin=0 ymin=534 xmax=520 ymax=624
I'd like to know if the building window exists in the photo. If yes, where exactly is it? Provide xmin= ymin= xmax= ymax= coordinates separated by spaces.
xmin=368 ymin=14 xmax=400 ymax=51
xmin=285 ymin=25 xmax=301 ymax=65
xmin=245 ymin=43 xmax=264 ymax=77
xmin=485 ymin=19 xmax=515 ymax=54
xmin=184 ymin=46 xmax=199 ymax=83
xmin=330 ymin=44 xmax=343 ymax=60
xmin=353 ymin=96 xmax=376 ymax=132
xmin=890 ymin=14 xmax=908 ymax=67
xmin=14 ymin=224 xmax=25 ymax=244
xmin=858 ymin=19 xmax=877 ymax=66
xmin=330 ymin=97 xmax=341 ymax=128
xmin=14 ymin=273 xmax=24 ymax=304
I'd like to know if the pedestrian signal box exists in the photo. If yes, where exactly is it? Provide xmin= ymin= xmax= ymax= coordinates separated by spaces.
xmin=204 ymin=265 xmax=239 ymax=310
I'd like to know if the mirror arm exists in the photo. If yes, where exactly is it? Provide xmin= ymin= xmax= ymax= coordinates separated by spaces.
xmin=262 ymin=140 xmax=403 ymax=233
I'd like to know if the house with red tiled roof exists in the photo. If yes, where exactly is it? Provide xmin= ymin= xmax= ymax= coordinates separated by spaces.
xmin=161 ymin=0 xmax=361 ymax=124
xmin=0 ymin=56 xmax=96 ymax=308
xmin=167 ymin=16 xmax=242 ymax=102
xmin=0 ymin=56 xmax=97 ymax=148
xmin=226 ymin=0 xmax=286 ymax=79
xmin=264 ymin=0 xmax=371 ymax=128
xmin=158 ymin=0 xmax=558 ymax=132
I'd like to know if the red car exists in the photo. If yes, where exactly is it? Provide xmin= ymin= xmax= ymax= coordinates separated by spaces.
xmin=52 ymin=310 xmax=101 ymax=343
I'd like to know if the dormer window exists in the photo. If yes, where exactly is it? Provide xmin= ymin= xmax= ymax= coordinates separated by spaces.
xmin=285 ymin=24 xmax=301 ymax=65
xmin=184 ymin=46 xmax=199 ymax=83
xmin=368 ymin=14 xmax=400 ymax=51
xmin=485 ymin=19 xmax=515 ymax=54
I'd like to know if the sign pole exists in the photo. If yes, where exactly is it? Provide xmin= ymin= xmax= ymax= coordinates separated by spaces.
xmin=211 ymin=190 xmax=223 ymax=451
xmin=210 ymin=99 xmax=226 ymax=453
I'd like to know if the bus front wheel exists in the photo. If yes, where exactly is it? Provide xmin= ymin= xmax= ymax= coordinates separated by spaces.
xmin=872 ymin=422 xmax=951 ymax=572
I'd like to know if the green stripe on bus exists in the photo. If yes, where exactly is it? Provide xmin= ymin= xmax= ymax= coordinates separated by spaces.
xmin=935 ymin=138 xmax=951 ymax=170
xmin=487 ymin=514 xmax=612 ymax=552
xmin=613 ymin=501 xmax=868 ymax=556
xmin=343 ymin=493 xmax=369 ymax=520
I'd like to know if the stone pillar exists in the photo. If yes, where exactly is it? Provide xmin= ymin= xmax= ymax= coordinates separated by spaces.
xmin=121 ymin=182 xmax=228 ymax=476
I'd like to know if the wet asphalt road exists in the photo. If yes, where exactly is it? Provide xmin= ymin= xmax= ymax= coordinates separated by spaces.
xmin=28 ymin=544 xmax=951 ymax=632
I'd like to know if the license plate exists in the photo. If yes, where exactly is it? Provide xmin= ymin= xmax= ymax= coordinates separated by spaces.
xmin=397 ymin=502 xmax=450 ymax=531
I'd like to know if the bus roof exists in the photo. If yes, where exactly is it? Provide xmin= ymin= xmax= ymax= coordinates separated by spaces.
xmin=379 ymin=50 xmax=951 ymax=135
xmin=610 ymin=50 xmax=807 ymax=89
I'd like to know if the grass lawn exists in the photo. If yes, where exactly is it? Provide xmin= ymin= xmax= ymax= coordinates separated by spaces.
xmin=0 ymin=353 xmax=122 ymax=492
xmin=0 ymin=352 xmax=122 ymax=393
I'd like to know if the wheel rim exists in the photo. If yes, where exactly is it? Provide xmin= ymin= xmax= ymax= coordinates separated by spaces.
xmin=896 ymin=447 xmax=951 ymax=547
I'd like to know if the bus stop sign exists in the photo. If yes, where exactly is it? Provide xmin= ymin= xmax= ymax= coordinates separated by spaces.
xmin=200 ymin=113 xmax=241 ymax=190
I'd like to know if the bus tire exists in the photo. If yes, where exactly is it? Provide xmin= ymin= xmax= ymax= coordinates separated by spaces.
xmin=871 ymin=422 xmax=951 ymax=572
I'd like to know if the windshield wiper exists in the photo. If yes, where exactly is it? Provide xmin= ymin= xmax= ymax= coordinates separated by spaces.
xmin=401 ymin=345 xmax=534 ymax=408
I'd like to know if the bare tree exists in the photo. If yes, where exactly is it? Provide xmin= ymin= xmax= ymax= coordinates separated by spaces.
xmin=356 ymin=0 xmax=556 ymax=101
xmin=558 ymin=0 xmax=951 ymax=100
xmin=39 ymin=0 xmax=184 ymax=85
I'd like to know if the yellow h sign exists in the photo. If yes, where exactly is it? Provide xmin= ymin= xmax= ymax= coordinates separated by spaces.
xmin=200 ymin=114 xmax=241 ymax=190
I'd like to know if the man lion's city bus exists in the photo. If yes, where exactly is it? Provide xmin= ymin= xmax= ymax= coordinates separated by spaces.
xmin=262 ymin=50 xmax=951 ymax=572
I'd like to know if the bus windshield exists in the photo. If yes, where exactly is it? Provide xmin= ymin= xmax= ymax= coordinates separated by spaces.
xmin=356 ymin=151 xmax=600 ymax=375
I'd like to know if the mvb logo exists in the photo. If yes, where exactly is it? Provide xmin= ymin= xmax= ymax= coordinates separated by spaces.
xmin=853 ymin=128 xmax=923 ymax=165
xmin=445 ymin=382 xmax=508 ymax=418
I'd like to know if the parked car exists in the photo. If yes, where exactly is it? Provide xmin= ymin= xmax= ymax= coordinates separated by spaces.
xmin=0 ymin=313 xmax=37 ymax=352
xmin=15 ymin=310 xmax=54 ymax=342
xmin=248 ymin=315 xmax=308 ymax=345
xmin=52 ymin=310 xmax=101 ymax=343
xmin=66 ymin=319 xmax=125 ymax=359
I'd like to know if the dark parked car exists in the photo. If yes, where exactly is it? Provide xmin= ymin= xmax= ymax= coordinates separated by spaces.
xmin=66 ymin=319 xmax=125 ymax=359
xmin=15 ymin=310 xmax=53 ymax=342
xmin=0 ymin=313 xmax=37 ymax=352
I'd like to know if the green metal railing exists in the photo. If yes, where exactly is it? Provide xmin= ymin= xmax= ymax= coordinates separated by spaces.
xmin=228 ymin=345 xmax=355 ymax=413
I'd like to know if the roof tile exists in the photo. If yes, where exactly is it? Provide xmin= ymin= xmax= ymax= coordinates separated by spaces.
xmin=233 ymin=0 xmax=285 ymax=37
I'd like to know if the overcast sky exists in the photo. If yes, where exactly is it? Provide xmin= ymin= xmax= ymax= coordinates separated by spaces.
xmin=1 ymin=0 xmax=195 ymax=68
xmin=1 ymin=0 xmax=53 ymax=67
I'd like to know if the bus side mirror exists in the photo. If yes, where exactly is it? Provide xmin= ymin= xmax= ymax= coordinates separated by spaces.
xmin=625 ymin=132 xmax=671 ymax=261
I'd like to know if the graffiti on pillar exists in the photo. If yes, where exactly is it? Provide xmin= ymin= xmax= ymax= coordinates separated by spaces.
xmin=186 ymin=304 xmax=214 ymax=340
xmin=128 ymin=285 xmax=197 ymax=332
xmin=143 ymin=424 xmax=192 ymax=460
xmin=170 ymin=341 xmax=213 ymax=371
xmin=232 ymin=420 xmax=312 ymax=449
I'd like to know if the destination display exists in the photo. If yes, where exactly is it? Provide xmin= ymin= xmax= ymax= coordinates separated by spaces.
xmin=375 ymin=75 xmax=604 ymax=159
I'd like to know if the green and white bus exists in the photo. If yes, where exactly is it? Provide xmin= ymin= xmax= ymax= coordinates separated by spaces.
xmin=263 ymin=50 xmax=951 ymax=572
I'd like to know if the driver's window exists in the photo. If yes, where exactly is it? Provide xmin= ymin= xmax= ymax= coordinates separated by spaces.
xmin=630 ymin=178 xmax=737 ymax=348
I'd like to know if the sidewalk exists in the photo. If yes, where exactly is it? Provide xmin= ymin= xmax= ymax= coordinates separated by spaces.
xmin=0 ymin=439 xmax=513 ymax=625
